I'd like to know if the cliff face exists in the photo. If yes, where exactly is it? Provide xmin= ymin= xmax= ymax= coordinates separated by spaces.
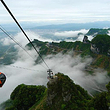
xmin=47 ymin=74 xmax=73 ymax=106
xmin=45 ymin=73 xmax=91 ymax=110
xmin=47 ymin=74 xmax=76 ymax=105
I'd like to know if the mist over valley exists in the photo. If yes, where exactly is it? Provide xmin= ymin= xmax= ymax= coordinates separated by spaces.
xmin=0 ymin=22 xmax=110 ymax=105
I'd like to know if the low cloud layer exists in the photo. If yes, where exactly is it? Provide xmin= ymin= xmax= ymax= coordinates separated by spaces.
xmin=54 ymin=29 xmax=88 ymax=37
xmin=0 ymin=47 xmax=48 ymax=103
xmin=0 ymin=31 xmax=59 ymax=47
xmin=0 ymin=29 xmax=94 ymax=47
xmin=45 ymin=53 xmax=109 ymax=92
xmin=53 ymin=29 xmax=94 ymax=42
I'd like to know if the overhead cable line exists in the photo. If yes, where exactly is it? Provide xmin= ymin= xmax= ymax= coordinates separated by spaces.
xmin=0 ymin=0 xmax=49 ymax=69
xmin=0 ymin=63 xmax=43 ymax=72
xmin=0 ymin=26 xmax=47 ymax=70
xmin=9 ymin=65 xmax=42 ymax=72
xmin=0 ymin=27 xmax=34 ymax=60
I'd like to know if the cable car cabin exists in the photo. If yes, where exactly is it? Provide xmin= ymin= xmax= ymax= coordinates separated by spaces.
xmin=0 ymin=72 xmax=6 ymax=87
xmin=47 ymin=69 xmax=53 ymax=79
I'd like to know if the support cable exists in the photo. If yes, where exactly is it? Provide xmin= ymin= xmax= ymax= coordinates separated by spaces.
xmin=0 ymin=27 xmax=34 ymax=60
xmin=0 ymin=0 xmax=49 ymax=69
xmin=9 ymin=65 xmax=42 ymax=72
xmin=0 ymin=26 xmax=47 ymax=70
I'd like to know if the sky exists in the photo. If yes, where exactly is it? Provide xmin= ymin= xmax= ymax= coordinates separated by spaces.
xmin=0 ymin=0 xmax=110 ymax=25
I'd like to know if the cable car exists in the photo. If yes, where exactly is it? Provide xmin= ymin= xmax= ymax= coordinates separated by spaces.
xmin=0 ymin=72 xmax=6 ymax=87
xmin=47 ymin=69 xmax=53 ymax=79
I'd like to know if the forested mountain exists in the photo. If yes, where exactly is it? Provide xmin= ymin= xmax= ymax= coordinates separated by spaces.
xmin=27 ymin=34 xmax=110 ymax=75
xmin=0 ymin=28 xmax=109 ymax=65
xmin=2 ymin=73 xmax=110 ymax=110
xmin=86 ymin=28 xmax=110 ymax=36
xmin=1 ymin=31 xmax=110 ymax=110
xmin=30 ymin=21 xmax=110 ymax=31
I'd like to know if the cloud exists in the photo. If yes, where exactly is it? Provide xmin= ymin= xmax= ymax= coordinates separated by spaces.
xmin=54 ymin=29 xmax=88 ymax=37
xmin=53 ymin=29 xmax=94 ymax=42
xmin=0 ymin=31 xmax=51 ymax=103
xmin=0 ymin=45 xmax=48 ymax=104
xmin=108 ymin=30 xmax=110 ymax=36
xmin=1 ymin=38 xmax=14 ymax=46
xmin=45 ymin=53 xmax=110 ymax=94
xmin=76 ymin=35 xmax=93 ymax=42
xmin=0 ymin=32 xmax=30 ymax=46
xmin=87 ymin=35 xmax=94 ymax=41
xmin=53 ymin=29 xmax=91 ymax=42
xmin=0 ymin=31 xmax=60 ymax=47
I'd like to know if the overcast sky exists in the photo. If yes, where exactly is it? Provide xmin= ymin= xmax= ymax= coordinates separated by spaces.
xmin=0 ymin=0 xmax=110 ymax=25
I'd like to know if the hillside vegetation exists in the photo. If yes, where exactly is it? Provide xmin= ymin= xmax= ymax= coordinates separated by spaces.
xmin=86 ymin=28 xmax=110 ymax=35
xmin=27 ymin=34 xmax=110 ymax=75
xmin=3 ymin=73 xmax=110 ymax=110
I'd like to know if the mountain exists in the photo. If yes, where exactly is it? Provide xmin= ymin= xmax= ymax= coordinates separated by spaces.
xmin=2 ymin=73 xmax=110 ymax=110
xmin=1 ymin=73 xmax=91 ymax=110
xmin=86 ymin=28 xmax=110 ymax=36
xmin=2 ymin=21 xmax=110 ymax=33
xmin=1 ymin=29 xmax=110 ymax=109
xmin=26 ymin=34 xmax=110 ymax=75
xmin=31 ymin=21 xmax=110 ymax=31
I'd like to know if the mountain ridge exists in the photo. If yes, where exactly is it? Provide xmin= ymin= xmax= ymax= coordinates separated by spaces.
xmin=2 ymin=21 xmax=110 ymax=32
xmin=30 ymin=21 xmax=110 ymax=31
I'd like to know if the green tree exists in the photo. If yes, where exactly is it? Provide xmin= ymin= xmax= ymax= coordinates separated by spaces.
xmin=89 ymin=92 xmax=108 ymax=110
xmin=8 ymin=84 xmax=46 ymax=110
xmin=91 ymin=34 xmax=110 ymax=54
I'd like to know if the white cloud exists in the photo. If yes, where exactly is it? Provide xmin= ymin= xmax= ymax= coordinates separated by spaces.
xmin=0 ymin=45 xmax=48 ymax=103
xmin=87 ymin=35 xmax=94 ymax=41
xmin=76 ymin=35 xmax=84 ymax=41
xmin=107 ymin=30 xmax=110 ymax=36
xmin=76 ymin=35 xmax=93 ymax=42
xmin=54 ymin=29 xmax=88 ymax=37
xmin=0 ymin=31 xmax=54 ymax=47
xmin=53 ymin=29 xmax=91 ymax=42
xmin=1 ymin=38 xmax=13 ymax=46
xmin=45 ymin=53 xmax=109 ymax=93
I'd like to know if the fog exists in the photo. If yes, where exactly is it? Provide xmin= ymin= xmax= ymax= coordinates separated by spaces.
xmin=54 ymin=29 xmax=88 ymax=37
xmin=0 ymin=30 xmax=108 ymax=104
xmin=46 ymin=53 xmax=109 ymax=92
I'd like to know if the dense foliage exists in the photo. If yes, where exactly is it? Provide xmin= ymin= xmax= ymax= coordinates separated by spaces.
xmin=27 ymin=34 xmax=110 ymax=74
xmin=91 ymin=34 xmax=110 ymax=55
xmin=26 ymin=74 xmax=110 ymax=110
xmin=6 ymin=84 xmax=46 ymax=110
xmin=86 ymin=28 xmax=109 ymax=35
xmin=34 ymin=73 xmax=92 ymax=110
xmin=54 ymin=73 xmax=91 ymax=110
xmin=27 ymin=38 xmax=91 ymax=56
xmin=0 ymin=100 xmax=13 ymax=110
xmin=89 ymin=92 xmax=108 ymax=110
xmin=26 ymin=39 xmax=47 ymax=48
